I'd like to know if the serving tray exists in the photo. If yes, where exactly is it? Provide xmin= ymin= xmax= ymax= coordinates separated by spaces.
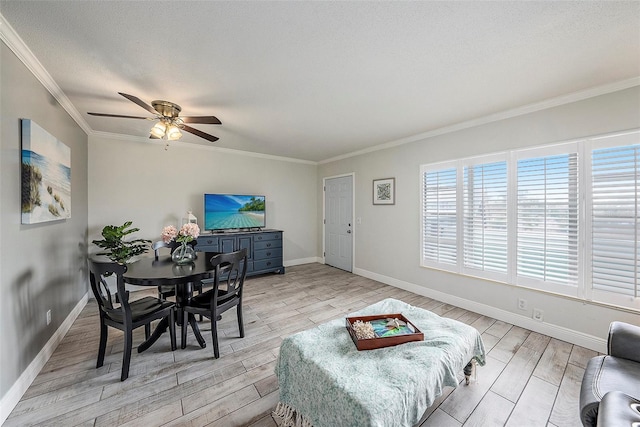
xmin=345 ymin=313 xmax=424 ymax=351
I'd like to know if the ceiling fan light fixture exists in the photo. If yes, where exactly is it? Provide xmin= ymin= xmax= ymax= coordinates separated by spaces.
xmin=166 ymin=124 xmax=182 ymax=141
xmin=150 ymin=121 xmax=167 ymax=138
xmin=88 ymin=93 xmax=220 ymax=145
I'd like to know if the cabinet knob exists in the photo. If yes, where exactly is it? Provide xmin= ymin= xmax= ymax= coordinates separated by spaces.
xmin=266 ymin=243 xmax=271 ymax=247
xmin=266 ymin=252 xmax=271 ymax=256
xmin=266 ymin=262 xmax=271 ymax=266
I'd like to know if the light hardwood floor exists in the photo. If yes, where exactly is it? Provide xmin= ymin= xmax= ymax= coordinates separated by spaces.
xmin=6 ymin=263 xmax=597 ymax=427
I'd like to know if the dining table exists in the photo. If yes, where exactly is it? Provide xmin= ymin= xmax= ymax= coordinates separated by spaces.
xmin=123 ymin=253 xmax=216 ymax=352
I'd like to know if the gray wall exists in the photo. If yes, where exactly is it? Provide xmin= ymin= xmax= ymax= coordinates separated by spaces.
xmin=318 ymin=86 xmax=640 ymax=348
xmin=0 ymin=42 xmax=89 ymax=398
xmin=88 ymin=134 xmax=319 ymax=267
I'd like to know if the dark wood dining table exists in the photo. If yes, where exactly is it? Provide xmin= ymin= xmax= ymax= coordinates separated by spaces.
xmin=123 ymin=254 xmax=215 ymax=352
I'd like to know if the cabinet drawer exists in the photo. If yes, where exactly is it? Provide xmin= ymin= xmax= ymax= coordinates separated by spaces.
xmin=196 ymin=236 xmax=219 ymax=252
xmin=253 ymin=258 xmax=282 ymax=272
xmin=198 ymin=236 xmax=219 ymax=246
xmin=254 ymin=247 xmax=283 ymax=261
xmin=253 ymin=232 xmax=282 ymax=242
xmin=254 ymin=239 xmax=282 ymax=251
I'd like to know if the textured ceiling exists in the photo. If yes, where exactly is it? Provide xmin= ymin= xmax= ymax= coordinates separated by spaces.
xmin=1 ymin=1 xmax=639 ymax=162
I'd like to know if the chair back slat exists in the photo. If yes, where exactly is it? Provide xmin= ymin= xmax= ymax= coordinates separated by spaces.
xmin=209 ymin=249 xmax=248 ymax=306
xmin=95 ymin=274 xmax=114 ymax=309
xmin=88 ymin=259 xmax=132 ymax=323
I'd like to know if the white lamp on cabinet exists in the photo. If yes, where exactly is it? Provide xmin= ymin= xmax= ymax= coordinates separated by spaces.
xmin=183 ymin=211 xmax=197 ymax=226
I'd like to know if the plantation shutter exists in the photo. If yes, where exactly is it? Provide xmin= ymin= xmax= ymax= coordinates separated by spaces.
xmin=591 ymin=144 xmax=640 ymax=297
xmin=422 ymin=167 xmax=457 ymax=265
xmin=463 ymin=161 xmax=508 ymax=274
xmin=517 ymin=153 xmax=579 ymax=285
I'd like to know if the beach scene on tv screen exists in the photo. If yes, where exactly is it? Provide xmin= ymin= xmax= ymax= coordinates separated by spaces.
xmin=205 ymin=195 xmax=265 ymax=229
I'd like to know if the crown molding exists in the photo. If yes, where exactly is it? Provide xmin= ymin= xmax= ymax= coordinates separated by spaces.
xmin=319 ymin=77 xmax=640 ymax=164
xmin=90 ymin=131 xmax=317 ymax=165
xmin=0 ymin=13 xmax=92 ymax=135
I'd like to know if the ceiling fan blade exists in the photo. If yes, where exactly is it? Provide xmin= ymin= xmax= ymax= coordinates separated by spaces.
xmin=149 ymin=134 xmax=160 ymax=139
xmin=181 ymin=116 xmax=222 ymax=125
xmin=118 ymin=92 xmax=157 ymax=115
xmin=182 ymin=125 xmax=219 ymax=142
xmin=87 ymin=112 xmax=153 ymax=120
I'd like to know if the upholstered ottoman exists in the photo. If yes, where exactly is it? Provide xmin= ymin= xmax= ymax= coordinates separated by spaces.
xmin=274 ymin=298 xmax=486 ymax=427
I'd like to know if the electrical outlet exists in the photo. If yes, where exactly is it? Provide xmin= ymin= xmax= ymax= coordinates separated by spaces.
xmin=46 ymin=309 xmax=52 ymax=325
xmin=517 ymin=298 xmax=527 ymax=310
xmin=533 ymin=308 xmax=544 ymax=322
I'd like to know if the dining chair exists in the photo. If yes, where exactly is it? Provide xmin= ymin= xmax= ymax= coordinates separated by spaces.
xmin=181 ymin=248 xmax=248 ymax=357
xmin=152 ymin=240 xmax=172 ymax=260
xmin=88 ymin=258 xmax=177 ymax=381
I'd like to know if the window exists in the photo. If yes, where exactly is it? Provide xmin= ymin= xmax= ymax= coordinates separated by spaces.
xmin=588 ymin=132 xmax=640 ymax=307
xmin=420 ymin=130 xmax=640 ymax=309
xmin=516 ymin=152 xmax=578 ymax=288
xmin=422 ymin=166 xmax=457 ymax=266
xmin=463 ymin=160 xmax=508 ymax=278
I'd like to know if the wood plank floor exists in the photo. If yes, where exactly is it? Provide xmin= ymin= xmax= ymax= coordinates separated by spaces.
xmin=6 ymin=263 xmax=596 ymax=427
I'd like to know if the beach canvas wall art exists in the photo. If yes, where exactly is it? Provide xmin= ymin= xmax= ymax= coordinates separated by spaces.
xmin=21 ymin=119 xmax=71 ymax=224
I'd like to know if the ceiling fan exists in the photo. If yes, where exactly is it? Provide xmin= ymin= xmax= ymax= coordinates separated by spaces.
xmin=87 ymin=92 xmax=221 ymax=143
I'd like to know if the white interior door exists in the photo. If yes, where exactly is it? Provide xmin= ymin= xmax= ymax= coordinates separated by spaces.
xmin=324 ymin=175 xmax=353 ymax=272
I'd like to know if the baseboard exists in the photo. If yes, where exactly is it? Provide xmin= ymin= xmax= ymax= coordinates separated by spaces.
xmin=353 ymin=267 xmax=607 ymax=353
xmin=284 ymin=257 xmax=322 ymax=267
xmin=0 ymin=292 xmax=89 ymax=425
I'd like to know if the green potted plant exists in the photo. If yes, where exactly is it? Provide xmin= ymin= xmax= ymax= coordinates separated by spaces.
xmin=92 ymin=221 xmax=150 ymax=264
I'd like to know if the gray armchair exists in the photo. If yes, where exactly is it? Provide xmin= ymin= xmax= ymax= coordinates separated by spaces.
xmin=596 ymin=391 xmax=640 ymax=427
xmin=579 ymin=321 xmax=640 ymax=427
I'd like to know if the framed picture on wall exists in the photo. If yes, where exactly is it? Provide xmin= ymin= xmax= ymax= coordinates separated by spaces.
xmin=373 ymin=178 xmax=395 ymax=205
xmin=21 ymin=119 xmax=71 ymax=224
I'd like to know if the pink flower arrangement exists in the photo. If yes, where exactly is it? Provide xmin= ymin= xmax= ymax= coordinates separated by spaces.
xmin=161 ymin=225 xmax=178 ymax=243
xmin=161 ymin=223 xmax=200 ymax=244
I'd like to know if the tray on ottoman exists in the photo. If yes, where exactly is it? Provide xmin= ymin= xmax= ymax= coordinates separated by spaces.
xmin=346 ymin=313 xmax=424 ymax=350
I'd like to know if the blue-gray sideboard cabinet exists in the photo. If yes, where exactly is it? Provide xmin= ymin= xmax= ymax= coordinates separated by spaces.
xmin=196 ymin=229 xmax=285 ymax=276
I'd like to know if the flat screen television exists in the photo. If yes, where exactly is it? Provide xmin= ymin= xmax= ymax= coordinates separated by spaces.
xmin=204 ymin=193 xmax=266 ymax=231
